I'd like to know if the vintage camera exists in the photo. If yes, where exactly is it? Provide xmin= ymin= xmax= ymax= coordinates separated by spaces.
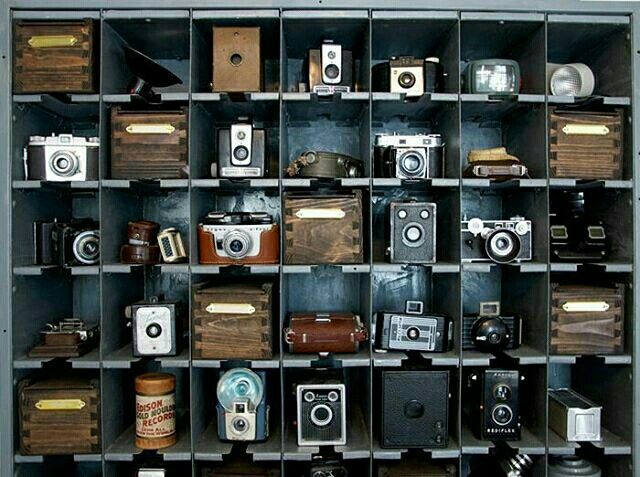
xmin=464 ymin=59 xmax=521 ymax=95
xmin=550 ymin=191 xmax=607 ymax=262
xmin=549 ymin=456 xmax=601 ymax=477
xmin=372 ymin=56 xmax=443 ymax=96
xmin=215 ymin=121 xmax=266 ymax=178
xmin=157 ymin=228 xmax=187 ymax=263
xmin=387 ymin=200 xmax=437 ymax=264
xmin=462 ymin=302 xmax=522 ymax=352
xmin=24 ymin=134 xmax=99 ymax=181
xmin=467 ymin=369 xmax=522 ymax=441
xmin=309 ymin=461 xmax=348 ymax=477
xmin=375 ymin=300 xmax=452 ymax=353
xmin=461 ymin=217 xmax=532 ymax=264
xmin=126 ymin=296 xmax=181 ymax=357
xmin=549 ymin=388 xmax=601 ymax=442
xmin=374 ymin=133 xmax=444 ymax=180
xmin=308 ymin=40 xmax=353 ymax=95
xmin=29 ymin=318 xmax=99 ymax=358
xmin=198 ymin=212 xmax=279 ymax=265
xmin=469 ymin=453 xmax=534 ymax=477
xmin=217 ymin=368 xmax=269 ymax=441
xmin=34 ymin=219 xmax=100 ymax=267
xmin=297 ymin=382 xmax=347 ymax=446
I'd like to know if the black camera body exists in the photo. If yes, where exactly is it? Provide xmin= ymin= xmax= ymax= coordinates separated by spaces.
xmin=468 ymin=369 xmax=521 ymax=441
xmin=375 ymin=300 xmax=452 ymax=353
xmin=309 ymin=461 xmax=348 ymax=477
xmin=462 ymin=302 xmax=522 ymax=352
xmin=374 ymin=133 xmax=444 ymax=180
xmin=550 ymin=191 xmax=607 ymax=262
xmin=215 ymin=121 xmax=267 ymax=179
xmin=34 ymin=219 xmax=100 ymax=267
xmin=297 ymin=382 xmax=347 ymax=446
xmin=461 ymin=217 xmax=532 ymax=264
xmin=308 ymin=40 xmax=353 ymax=95
xmin=387 ymin=200 xmax=437 ymax=264
xmin=372 ymin=56 xmax=443 ymax=96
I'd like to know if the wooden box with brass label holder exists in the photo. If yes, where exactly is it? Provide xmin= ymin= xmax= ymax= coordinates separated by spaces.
xmin=192 ymin=282 xmax=274 ymax=360
xmin=111 ymin=107 xmax=189 ymax=179
xmin=19 ymin=377 xmax=101 ymax=455
xmin=13 ymin=20 xmax=97 ymax=93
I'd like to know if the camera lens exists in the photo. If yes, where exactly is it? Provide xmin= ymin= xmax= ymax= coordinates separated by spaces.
xmin=471 ymin=317 xmax=509 ymax=352
xmin=406 ymin=326 xmax=421 ymax=340
xmin=398 ymin=71 xmax=416 ymax=89
xmin=310 ymin=403 xmax=333 ymax=427
xmin=146 ymin=322 xmax=162 ymax=338
xmin=223 ymin=231 xmax=251 ymax=259
xmin=401 ymin=222 xmax=425 ymax=248
xmin=491 ymin=404 xmax=513 ymax=426
xmin=324 ymin=64 xmax=340 ymax=80
xmin=49 ymin=150 xmax=80 ymax=177
xmin=72 ymin=230 xmax=100 ymax=265
xmin=232 ymin=416 xmax=249 ymax=433
xmin=398 ymin=151 xmax=425 ymax=177
xmin=233 ymin=145 xmax=249 ymax=162
xmin=229 ymin=53 xmax=243 ymax=66
xmin=494 ymin=384 xmax=512 ymax=401
xmin=485 ymin=229 xmax=521 ymax=264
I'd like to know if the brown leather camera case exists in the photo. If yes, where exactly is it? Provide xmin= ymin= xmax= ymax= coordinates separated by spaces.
xmin=197 ymin=224 xmax=279 ymax=265
xmin=212 ymin=27 xmax=262 ymax=93
xmin=192 ymin=282 xmax=273 ymax=360
xmin=19 ymin=377 xmax=100 ymax=455
xmin=284 ymin=191 xmax=364 ymax=264
xmin=549 ymin=108 xmax=623 ymax=180
xmin=551 ymin=283 xmax=625 ymax=355
xmin=121 ymin=244 xmax=161 ymax=264
xmin=284 ymin=313 xmax=367 ymax=354
xmin=13 ymin=20 xmax=97 ymax=93
xmin=111 ymin=107 xmax=189 ymax=179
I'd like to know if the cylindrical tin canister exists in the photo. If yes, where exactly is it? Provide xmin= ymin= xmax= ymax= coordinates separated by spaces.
xmin=135 ymin=373 xmax=177 ymax=449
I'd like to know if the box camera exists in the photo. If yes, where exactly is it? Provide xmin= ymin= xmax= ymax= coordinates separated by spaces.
xmin=297 ymin=383 xmax=347 ymax=446
xmin=550 ymin=191 xmax=607 ymax=262
xmin=464 ymin=59 xmax=521 ymax=95
xmin=212 ymin=26 xmax=262 ymax=93
xmin=374 ymin=133 xmax=444 ymax=180
xmin=198 ymin=212 xmax=279 ymax=265
xmin=25 ymin=134 xmax=99 ymax=181
xmin=308 ymin=40 xmax=353 ymax=95
xmin=217 ymin=368 xmax=269 ymax=441
xmin=461 ymin=217 xmax=532 ymax=264
xmin=462 ymin=301 xmax=522 ymax=352
xmin=375 ymin=300 xmax=452 ymax=353
xmin=549 ymin=388 xmax=601 ymax=442
xmin=157 ymin=228 xmax=187 ymax=263
xmin=387 ymin=200 xmax=437 ymax=264
xmin=126 ymin=296 xmax=181 ymax=357
xmin=215 ymin=121 xmax=267 ymax=178
xmin=372 ymin=56 xmax=443 ymax=96
xmin=310 ymin=461 xmax=348 ymax=477
xmin=34 ymin=218 xmax=100 ymax=267
xmin=467 ymin=369 xmax=522 ymax=441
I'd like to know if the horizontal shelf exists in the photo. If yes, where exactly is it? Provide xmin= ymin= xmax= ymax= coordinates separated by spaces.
xmin=282 ymin=349 xmax=371 ymax=368
xmin=12 ymin=180 xmax=99 ymax=191
xmin=372 ymin=178 xmax=460 ymax=188
xmin=191 ymin=178 xmax=279 ymax=189
xmin=282 ymin=178 xmax=371 ymax=188
xmin=460 ymin=94 xmax=545 ymax=103
xmin=105 ymin=419 xmax=191 ymax=461
xmin=550 ymin=262 xmax=633 ymax=273
xmin=548 ymin=427 xmax=631 ymax=456
xmin=549 ymin=354 xmax=632 ymax=365
xmin=372 ymin=435 xmax=460 ymax=460
xmin=372 ymin=262 xmax=460 ymax=274
xmin=462 ymin=262 xmax=548 ymax=273
xmin=192 ymin=92 xmax=279 ymax=102
xmin=282 ymin=264 xmax=371 ymax=274
xmin=192 ymin=356 xmax=280 ymax=369
xmin=372 ymin=349 xmax=459 ymax=368
xmin=194 ymin=420 xmax=282 ymax=461
xmin=462 ymin=178 xmax=547 ymax=189
xmin=462 ymin=346 xmax=547 ymax=366
xmin=191 ymin=264 xmax=280 ymax=275
xmin=548 ymin=95 xmax=630 ymax=106
xmin=549 ymin=178 xmax=633 ymax=189
xmin=102 ymin=344 xmax=141 ymax=369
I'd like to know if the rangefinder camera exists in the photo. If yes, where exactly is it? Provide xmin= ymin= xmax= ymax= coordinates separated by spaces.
xmin=464 ymin=59 xmax=521 ymax=95
xmin=217 ymin=368 xmax=269 ymax=441
xmin=462 ymin=217 xmax=532 ymax=264
xmin=468 ymin=369 xmax=522 ymax=441
xmin=215 ymin=121 xmax=266 ymax=178
xmin=462 ymin=302 xmax=522 ymax=352
xmin=375 ymin=300 xmax=453 ymax=353
xmin=126 ymin=295 xmax=181 ymax=357
xmin=24 ymin=134 xmax=99 ymax=181
xmin=308 ymin=40 xmax=353 ymax=95
xmin=374 ymin=133 xmax=444 ymax=180
xmin=198 ymin=212 xmax=279 ymax=265
xmin=372 ymin=55 xmax=443 ymax=96
xmin=34 ymin=218 xmax=100 ymax=267
xmin=297 ymin=382 xmax=347 ymax=446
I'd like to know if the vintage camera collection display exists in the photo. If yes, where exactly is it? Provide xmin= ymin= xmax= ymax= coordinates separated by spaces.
xmin=9 ymin=10 xmax=634 ymax=477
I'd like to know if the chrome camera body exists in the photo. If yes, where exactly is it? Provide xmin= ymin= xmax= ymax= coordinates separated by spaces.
xmin=374 ymin=133 xmax=445 ymax=180
xmin=462 ymin=216 xmax=532 ymax=264
xmin=25 ymin=134 xmax=99 ymax=181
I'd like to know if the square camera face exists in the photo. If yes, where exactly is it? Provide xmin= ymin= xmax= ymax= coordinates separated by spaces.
xmin=230 ymin=124 xmax=253 ymax=166
xmin=134 ymin=306 xmax=173 ymax=355
xmin=321 ymin=43 xmax=342 ymax=85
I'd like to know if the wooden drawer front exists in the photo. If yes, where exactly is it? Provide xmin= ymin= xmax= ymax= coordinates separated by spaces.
xmin=284 ymin=192 xmax=364 ymax=265
xmin=111 ymin=107 xmax=189 ymax=179
xmin=549 ymin=110 xmax=623 ymax=179
xmin=13 ymin=20 xmax=96 ymax=93
xmin=551 ymin=283 xmax=625 ymax=355
xmin=193 ymin=283 xmax=273 ymax=359
xmin=19 ymin=379 xmax=100 ymax=455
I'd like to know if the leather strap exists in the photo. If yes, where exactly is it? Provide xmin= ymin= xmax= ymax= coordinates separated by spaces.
xmin=286 ymin=151 xmax=364 ymax=179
